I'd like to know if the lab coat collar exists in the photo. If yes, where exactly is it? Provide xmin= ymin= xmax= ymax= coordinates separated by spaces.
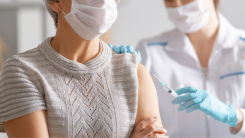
xmin=166 ymin=27 xmax=199 ymax=62
xmin=213 ymin=13 xmax=239 ymax=50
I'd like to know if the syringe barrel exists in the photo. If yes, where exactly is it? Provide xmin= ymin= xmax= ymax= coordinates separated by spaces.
xmin=169 ymin=90 xmax=178 ymax=98
xmin=165 ymin=85 xmax=178 ymax=98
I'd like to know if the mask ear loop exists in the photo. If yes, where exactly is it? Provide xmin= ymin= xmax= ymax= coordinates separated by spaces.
xmin=60 ymin=10 xmax=66 ymax=15
xmin=56 ymin=4 xmax=66 ymax=15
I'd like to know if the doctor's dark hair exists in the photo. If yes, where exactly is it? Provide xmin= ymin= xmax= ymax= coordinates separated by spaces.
xmin=214 ymin=0 xmax=220 ymax=10
xmin=44 ymin=0 xmax=59 ymax=28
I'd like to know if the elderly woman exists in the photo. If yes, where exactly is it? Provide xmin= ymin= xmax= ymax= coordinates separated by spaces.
xmin=0 ymin=0 xmax=168 ymax=138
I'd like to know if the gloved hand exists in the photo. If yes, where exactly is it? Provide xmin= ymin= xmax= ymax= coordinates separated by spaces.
xmin=172 ymin=87 xmax=238 ymax=127
xmin=108 ymin=44 xmax=142 ymax=63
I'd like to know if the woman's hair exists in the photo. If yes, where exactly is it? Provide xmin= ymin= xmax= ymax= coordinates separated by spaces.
xmin=44 ymin=0 xmax=59 ymax=28
xmin=214 ymin=0 xmax=220 ymax=10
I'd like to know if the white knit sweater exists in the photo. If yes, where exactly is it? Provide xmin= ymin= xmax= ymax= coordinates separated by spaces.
xmin=0 ymin=37 xmax=139 ymax=138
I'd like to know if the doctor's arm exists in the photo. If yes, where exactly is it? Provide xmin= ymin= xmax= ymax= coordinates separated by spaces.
xmin=172 ymin=87 xmax=245 ymax=136
xmin=130 ymin=63 xmax=168 ymax=138
xmin=230 ymin=108 xmax=244 ymax=135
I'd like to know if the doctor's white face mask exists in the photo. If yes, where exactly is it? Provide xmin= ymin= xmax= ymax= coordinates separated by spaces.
xmin=60 ymin=0 xmax=118 ymax=40
xmin=166 ymin=0 xmax=210 ymax=33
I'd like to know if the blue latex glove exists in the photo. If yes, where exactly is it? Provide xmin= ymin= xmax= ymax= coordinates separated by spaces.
xmin=136 ymin=51 xmax=142 ymax=63
xmin=108 ymin=44 xmax=142 ymax=63
xmin=126 ymin=45 xmax=134 ymax=53
xmin=108 ymin=44 xmax=113 ymax=48
xmin=112 ymin=46 xmax=120 ymax=54
xmin=120 ymin=45 xmax=127 ymax=53
xmin=172 ymin=87 xmax=238 ymax=127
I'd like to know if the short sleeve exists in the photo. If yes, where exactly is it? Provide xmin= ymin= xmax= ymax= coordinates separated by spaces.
xmin=135 ymin=40 xmax=152 ymax=72
xmin=0 ymin=56 xmax=46 ymax=132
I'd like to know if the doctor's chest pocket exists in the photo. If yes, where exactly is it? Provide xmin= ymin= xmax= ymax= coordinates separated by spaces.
xmin=217 ymin=60 xmax=245 ymax=107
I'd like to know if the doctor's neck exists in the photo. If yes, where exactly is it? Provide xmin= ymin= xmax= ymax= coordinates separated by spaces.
xmin=187 ymin=4 xmax=220 ymax=50
xmin=50 ymin=6 xmax=100 ymax=65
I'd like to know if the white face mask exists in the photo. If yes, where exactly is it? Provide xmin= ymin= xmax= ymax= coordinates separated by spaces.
xmin=166 ymin=0 xmax=210 ymax=33
xmin=61 ymin=0 xmax=118 ymax=40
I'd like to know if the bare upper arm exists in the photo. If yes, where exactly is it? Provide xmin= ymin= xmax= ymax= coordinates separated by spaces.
xmin=3 ymin=110 xmax=49 ymax=138
xmin=135 ymin=63 xmax=162 ymax=128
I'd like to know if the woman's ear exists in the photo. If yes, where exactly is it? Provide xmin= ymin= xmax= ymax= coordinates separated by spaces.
xmin=48 ymin=1 xmax=61 ymax=13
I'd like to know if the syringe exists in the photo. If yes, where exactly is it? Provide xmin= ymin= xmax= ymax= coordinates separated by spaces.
xmin=153 ymin=74 xmax=178 ymax=98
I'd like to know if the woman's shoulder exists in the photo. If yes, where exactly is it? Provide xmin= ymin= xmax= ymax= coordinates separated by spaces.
xmin=2 ymin=46 xmax=49 ymax=75
xmin=2 ymin=48 xmax=42 ymax=70
xmin=110 ymin=50 xmax=139 ymax=69
xmin=8 ymin=47 xmax=42 ymax=63
xmin=1 ymin=47 xmax=48 ymax=93
xmin=1 ymin=48 xmax=39 ymax=72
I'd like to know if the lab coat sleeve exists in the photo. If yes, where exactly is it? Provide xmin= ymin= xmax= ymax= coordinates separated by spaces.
xmin=135 ymin=40 xmax=152 ymax=72
xmin=230 ymin=108 xmax=245 ymax=137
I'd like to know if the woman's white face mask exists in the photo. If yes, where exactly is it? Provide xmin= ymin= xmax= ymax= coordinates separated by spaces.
xmin=61 ymin=0 xmax=118 ymax=40
xmin=166 ymin=0 xmax=210 ymax=33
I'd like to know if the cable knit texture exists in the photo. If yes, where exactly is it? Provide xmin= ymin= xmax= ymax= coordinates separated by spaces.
xmin=0 ymin=37 xmax=139 ymax=138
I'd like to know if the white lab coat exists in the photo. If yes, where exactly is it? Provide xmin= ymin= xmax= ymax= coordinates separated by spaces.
xmin=136 ymin=13 xmax=245 ymax=138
